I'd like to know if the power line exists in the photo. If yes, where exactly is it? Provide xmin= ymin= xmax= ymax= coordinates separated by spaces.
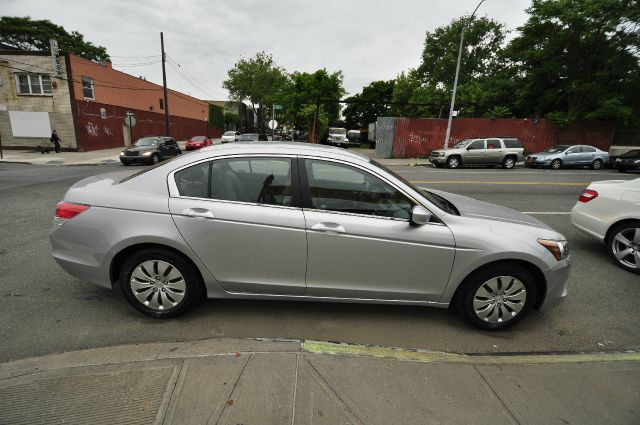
xmin=166 ymin=59 xmax=213 ymax=99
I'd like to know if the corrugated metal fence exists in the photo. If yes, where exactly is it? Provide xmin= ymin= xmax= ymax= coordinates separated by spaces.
xmin=386 ymin=118 xmax=615 ymax=158
xmin=374 ymin=117 xmax=397 ymax=159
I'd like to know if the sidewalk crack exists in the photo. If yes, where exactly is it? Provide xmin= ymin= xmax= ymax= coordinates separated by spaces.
xmin=472 ymin=365 xmax=521 ymax=425
xmin=211 ymin=353 xmax=252 ymax=425
xmin=159 ymin=358 xmax=185 ymax=425
xmin=290 ymin=353 xmax=300 ymax=425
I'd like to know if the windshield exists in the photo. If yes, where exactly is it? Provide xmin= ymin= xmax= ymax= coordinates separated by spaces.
xmin=240 ymin=134 xmax=259 ymax=141
xmin=328 ymin=128 xmax=347 ymax=135
xmin=134 ymin=138 xmax=160 ymax=147
xmin=223 ymin=131 xmax=236 ymax=136
xmin=371 ymin=159 xmax=459 ymax=215
xmin=621 ymin=150 xmax=640 ymax=158
xmin=452 ymin=139 xmax=474 ymax=149
xmin=191 ymin=136 xmax=206 ymax=141
xmin=545 ymin=145 xmax=569 ymax=153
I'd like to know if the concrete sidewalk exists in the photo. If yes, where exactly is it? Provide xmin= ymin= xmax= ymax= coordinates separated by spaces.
xmin=1 ymin=338 xmax=638 ymax=425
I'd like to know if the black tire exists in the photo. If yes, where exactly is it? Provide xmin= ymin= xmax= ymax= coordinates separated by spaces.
xmin=150 ymin=154 xmax=159 ymax=165
xmin=591 ymin=159 xmax=603 ymax=170
xmin=447 ymin=156 xmax=461 ymax=169
xmin=606 ymin=222 xmax=640 ymax=274
xmin=550 ymin=159 xmax=562 ymax=170
xmin=120 ymin=248 xmax=204 ymax=318
xmin=454 ymin=264 xmax=537 ymax=330
xmin=121 ymin=160 xmax=131 ymax=166
xmin=618 ymin=169 xmax=627 ymax=173
xmin=432 ymin=163 xmax=443 ymax=168
xmin=502 ymin=156 xmax=516 ymax=169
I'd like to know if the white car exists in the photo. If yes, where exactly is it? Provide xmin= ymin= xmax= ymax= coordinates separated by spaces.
xmin=221 ymin=131 xmax=240 ymax=143
xmin=571 ymin=178 xmax=640 ymax=273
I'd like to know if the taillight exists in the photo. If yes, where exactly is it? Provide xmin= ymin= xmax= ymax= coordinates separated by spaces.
xmin=55 ymin=202 xmax=90 ymax=219
xmin=578 ymin=189 xmax=598 ymax=203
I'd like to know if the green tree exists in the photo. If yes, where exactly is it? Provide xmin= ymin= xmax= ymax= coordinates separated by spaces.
xmin=222 ymin=52 xmax=289 ymax=129
xmin=343 ymin=80 xmax=395 ymax=129
xmin=0 ymin=16 xmax=109 ymax=61
xmin=508 ymin=0 xmax=640 ymax=125
xmin=281 ymin=69 xmax=346 ymax=132
xmin=391 ymin=17 xmax=512 ymax=118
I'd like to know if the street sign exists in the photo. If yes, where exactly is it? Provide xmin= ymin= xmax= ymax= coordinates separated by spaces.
xmin=268 ymin=120 xmax=278 ymax=129
xmin=274 ymin=104 xmax=283 ymax=110
xmin=124 ymin=113 xmax=136 ymax=127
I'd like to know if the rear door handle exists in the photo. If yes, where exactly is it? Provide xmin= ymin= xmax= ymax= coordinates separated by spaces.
xmin=311 ymin=222 xmax=345 ymax=233
xmin=182 ymin=208 xmax=215 ymax=219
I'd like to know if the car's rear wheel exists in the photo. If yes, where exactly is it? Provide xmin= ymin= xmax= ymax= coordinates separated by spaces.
xmin=447 ymin=156 xmax=461 ymax=169
xmin=591 ymin=159 xmax=603 ymax=170
xmin=455 ymin=264 xmax=537 ymax=330
xmin=550 ymin=159 xmax=562 ymax=169
xmin=607 ymin=222 xmax=640 ymax=274
xmin=120 ymin=248 xmax=203 ymax=317
xmin=502 ymin=156 xmax=516 ymax=169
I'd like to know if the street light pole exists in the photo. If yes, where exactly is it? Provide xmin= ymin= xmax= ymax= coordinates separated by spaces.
xmin=443 ymin=0 xmax=486 ymax=149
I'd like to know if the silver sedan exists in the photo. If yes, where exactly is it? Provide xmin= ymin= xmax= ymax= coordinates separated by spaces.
xmin=50 ymin=143 xmax=571 ymax=330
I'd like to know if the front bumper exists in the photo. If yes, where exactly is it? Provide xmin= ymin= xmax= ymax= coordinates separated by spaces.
xmin=538 ymin=257 xmax=571 ymax=311
xmin=429 ymin=156 xmax=446 ymax=164
xmin=120 ymin=155 xmax=153 ymax=163
xmin=525 ymin=158 xmax=551 ymax=167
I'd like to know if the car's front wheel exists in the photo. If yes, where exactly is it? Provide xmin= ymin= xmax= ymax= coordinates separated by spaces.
xmin=150 ymin=153 xmax=159 ymax=165
xmin=120 ymin=248 xmax=204 ymax=317
xmin=607 ymin=222 xmax=640 ymax=274
xmin=447 ymin=156 xmax=461 ymax=169
xmin=550 ymin=159 xmax=562 ymax=170
xmin=455 ymin=264 xmax=537 ymax=330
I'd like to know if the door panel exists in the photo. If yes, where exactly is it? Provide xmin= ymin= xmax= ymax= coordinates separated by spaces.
xmin=485 ymin=139 xmax=503 ymax=163
xmin=170 ymin=198 xmax=308 ymax=295
xmin=465 ymin=140 xmax=486 ymax=164
xmin=304 ymin=211 xmax=456 ymax=301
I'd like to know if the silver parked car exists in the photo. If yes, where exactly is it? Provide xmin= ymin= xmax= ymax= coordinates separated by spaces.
xmin=430 ymin=138 xmax=525 ymax=169
xmin=525 ymin=145 xmax=609 ymax=170
xmin=51 ymin=143 xmax=571 ymax=330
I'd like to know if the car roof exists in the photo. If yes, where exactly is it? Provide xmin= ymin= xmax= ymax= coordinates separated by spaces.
xmin=180 ymin=142 xmax=370 ymax=164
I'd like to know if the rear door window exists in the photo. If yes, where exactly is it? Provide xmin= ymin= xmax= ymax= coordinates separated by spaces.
xmin=487 ymin=139 xmax=501 ymax=149
xmin=175 ymin=162 xmax=210 ymax=198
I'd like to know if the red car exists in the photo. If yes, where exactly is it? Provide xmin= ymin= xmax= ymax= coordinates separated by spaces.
xmin=185 ymin=136 xmax=213 ymax=151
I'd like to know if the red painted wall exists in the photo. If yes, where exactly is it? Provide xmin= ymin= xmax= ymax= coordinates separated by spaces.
xmin=74 ymin=100 xmax=222 ymax=151
xmin=391 ymin=118 xmax=615 ymax=158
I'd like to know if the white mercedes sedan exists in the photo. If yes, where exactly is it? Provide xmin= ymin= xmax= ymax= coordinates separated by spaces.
xmin=571 ymin=178 xmax=640 ymax=273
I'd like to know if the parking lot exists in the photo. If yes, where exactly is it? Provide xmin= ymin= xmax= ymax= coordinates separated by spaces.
xmin=0 ymin=162 xmax=638 ymax=362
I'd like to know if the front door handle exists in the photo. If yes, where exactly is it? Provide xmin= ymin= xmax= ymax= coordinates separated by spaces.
xmin=182 ymin=208 xmax=215 ymax=219
xmin=311 ymin=222 xmax=345 ymax=233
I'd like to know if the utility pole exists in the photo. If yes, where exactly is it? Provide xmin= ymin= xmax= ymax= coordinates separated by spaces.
xmin=161 ymin=32 xmax=171 ymax=137
xmin=443 ymin=0 xmax=486 ymax=149
xmin=272 ymin=103 xmax=275 ymax=140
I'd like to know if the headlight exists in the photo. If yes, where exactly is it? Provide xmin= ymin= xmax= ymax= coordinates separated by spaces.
xmin=120 ymin=152 xmax=124 ymax=156
xmin=635 ymin=160 xmax=640 ymax=164
xmin=615 ymin=158 xmax=622 ymax=162
xmin=142 ymin=151 xmax=153 ymax=156
xmin=538 ymin=239 xmax=569 ymax=261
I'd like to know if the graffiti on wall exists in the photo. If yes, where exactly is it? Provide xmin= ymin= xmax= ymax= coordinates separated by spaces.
xmin=85 ymin=122 xmax=99 ymax=136
xmin=103 ymin=126 xmax=112 ymax=136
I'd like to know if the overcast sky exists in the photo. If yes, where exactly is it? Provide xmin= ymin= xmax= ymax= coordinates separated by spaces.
xmin=5 ymin=0 xmax=531 ymax=100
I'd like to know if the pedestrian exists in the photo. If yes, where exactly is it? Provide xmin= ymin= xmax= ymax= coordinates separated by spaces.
xmin=50 ymin=130 xmax=61 ymax=153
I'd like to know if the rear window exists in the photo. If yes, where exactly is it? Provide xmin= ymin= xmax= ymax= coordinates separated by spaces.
xmin=191 ymin=136 xmax=206 ymax=141
xmin=503 ymin=139 xmax=523 ymax=149
xmin=582 ymin=146 xmax=596 ymax=152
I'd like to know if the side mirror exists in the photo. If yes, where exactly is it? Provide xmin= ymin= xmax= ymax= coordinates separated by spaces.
xmin=565 ymin=152 xmax=569 ymax=155
xmin=411 ymin=205 xmax=432 ymax=225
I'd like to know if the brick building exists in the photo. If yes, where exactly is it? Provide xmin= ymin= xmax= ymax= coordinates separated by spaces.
xmin=0 ymin=49 xmax=221 ymax=151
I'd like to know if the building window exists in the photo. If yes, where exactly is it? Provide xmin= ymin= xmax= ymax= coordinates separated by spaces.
xmin=159 ymin=98 xmax=164 ymax=110
xmin=82 ymin=77 xmax=95 ymax=99
xmin=15 ymin=73 xmax=53 ymax=95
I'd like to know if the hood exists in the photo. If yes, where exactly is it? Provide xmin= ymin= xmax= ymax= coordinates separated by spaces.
xmin=429 ymin=189 xmax=551 ymax=229
xmin=128 ymin=145 xmax=157 ymax=152
xmin=528 ymin=151 xmax=555 ymax=157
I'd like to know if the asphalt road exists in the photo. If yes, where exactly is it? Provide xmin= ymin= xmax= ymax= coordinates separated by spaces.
xmin=1 ymin=162 xmax=639 ymax=362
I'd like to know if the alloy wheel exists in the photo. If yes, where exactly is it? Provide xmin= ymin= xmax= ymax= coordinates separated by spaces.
xmin=472 ymin=276 xmax=526 ymax=324
xmin=447 ymin=157 xmax=460 ymax=169
xmin=551 ymin=159 xmax=562 ymax=169
xmin=129 ymin=260 xmax=186 ymax=311
xmin=503 ymin=158 xmax=515 ymax=169
xmin=592 ymin=159 xmax=603 ymax=170
xmin=611 ymin=227 xmax=640 ymax=270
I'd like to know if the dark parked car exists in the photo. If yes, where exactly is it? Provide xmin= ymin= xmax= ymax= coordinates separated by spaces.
xmin=614 ymin=149 xmax=640 ymax=172
xmin=239 ymin=133 xmax=269 ymax=142
xmin=120 ymin=137 xmax=181 ymax=165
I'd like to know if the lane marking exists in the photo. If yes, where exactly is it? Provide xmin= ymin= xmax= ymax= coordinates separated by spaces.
xmin=302 ymin=340 xmax=640 ymax=365
xmin=411 ymin=180 xmax=588 ymax=186
xmin=521 ymin=212 xmax=571 ymax=215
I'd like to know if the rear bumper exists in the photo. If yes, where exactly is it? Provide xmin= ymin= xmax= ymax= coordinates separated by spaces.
xmin=570 ymin=204 xmax=608 ymax=242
